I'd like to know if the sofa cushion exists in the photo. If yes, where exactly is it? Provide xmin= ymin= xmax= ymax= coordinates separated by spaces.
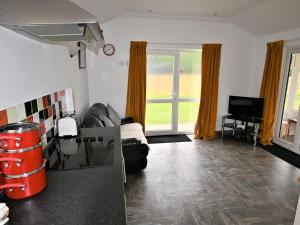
xmin=89 ymin=103 xmax=114 ymax=127
xmin=121 ymin=123 xmax=148 ymax=144
xmin=82 ymin=113 xmax=105 ymax=128
xmin=91 ymin=103 xmax=108 ymax=117
xmin=107 ymin=104 xmax=121 ymax=126
xmin=100 ymin=115 xmax=115 ymax=127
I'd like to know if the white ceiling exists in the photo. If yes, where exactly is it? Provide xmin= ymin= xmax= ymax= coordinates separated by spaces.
xmin=72 ymin=0 xmax=300 ymax=36
xmin=233 ymin=0 xmax=300 ymax=36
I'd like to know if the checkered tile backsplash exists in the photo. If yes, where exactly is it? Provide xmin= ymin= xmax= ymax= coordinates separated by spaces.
xmin=0 ymin=89 xmax=71 ymax=149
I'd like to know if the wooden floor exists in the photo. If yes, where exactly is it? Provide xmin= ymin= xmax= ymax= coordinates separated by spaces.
xmin=125 ymin=138 xmax=300 ymax=225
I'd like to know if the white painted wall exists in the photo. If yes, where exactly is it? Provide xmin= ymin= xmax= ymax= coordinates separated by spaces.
xmin=251 ymin=27 xmax=300 ymax=95
xmin=87 ymin=16 xmax=257 ymax=129
xmin=0 ymin=27 xmax=90 ymax=115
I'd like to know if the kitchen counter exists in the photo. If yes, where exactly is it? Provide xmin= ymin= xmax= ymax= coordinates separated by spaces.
xmin=4 ymin=127 xmax=127 ymax=225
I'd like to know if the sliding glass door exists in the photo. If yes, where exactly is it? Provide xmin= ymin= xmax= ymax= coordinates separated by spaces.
xmin=145 ymin=49 xmax=201 ymax=135
xmin=274 ymin=48 xmax=300 ymax=153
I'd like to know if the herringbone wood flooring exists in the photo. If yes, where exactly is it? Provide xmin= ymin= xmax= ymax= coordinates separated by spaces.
xmin=125 ymin=138 xmax=300 ymax=225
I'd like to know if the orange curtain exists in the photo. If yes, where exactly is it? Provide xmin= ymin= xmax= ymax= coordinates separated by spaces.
xmin=194 ymin=44 xmax=222 ymax=140
xmin=125 ymin=41 xmax=147 ymax=128
xmin=259 ymin=40 xmax=284 ymax=145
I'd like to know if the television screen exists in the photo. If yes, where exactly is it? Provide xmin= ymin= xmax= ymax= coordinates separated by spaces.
xmin=228 ymin=96 xmax=264 ymax=118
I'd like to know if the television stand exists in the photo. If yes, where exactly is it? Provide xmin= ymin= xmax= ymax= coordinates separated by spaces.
xmin=221 ymin=114 xmax=262 ymax=147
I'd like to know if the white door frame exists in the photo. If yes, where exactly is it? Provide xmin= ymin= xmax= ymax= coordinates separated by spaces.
xmin=146 ymin=49 xmax=178 ymax=136
xmin=273 ymin=47 xmax=300 ymax=153
xmin=146 ymin=48 xmax=201 ymax=136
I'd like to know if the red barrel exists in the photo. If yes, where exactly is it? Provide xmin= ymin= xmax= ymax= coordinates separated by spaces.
xmin=0 ymin=122 xmax=40 ymax=150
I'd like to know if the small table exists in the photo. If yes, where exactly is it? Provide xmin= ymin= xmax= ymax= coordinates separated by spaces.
xmin=221 ymin=114 xmax=262 ymax=147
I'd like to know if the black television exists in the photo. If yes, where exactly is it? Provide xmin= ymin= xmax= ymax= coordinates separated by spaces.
xmin=228 ymin=96 xmax=264 ymax=119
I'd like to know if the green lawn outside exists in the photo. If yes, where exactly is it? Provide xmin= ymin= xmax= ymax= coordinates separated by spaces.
xmin=294 ymin=75 xmax=300 ymax=109
xmin=145 ymin=74 xmax=201 ymax=126
xmin=294 ymin=95 xmax=300 ymax=109
xmin=145 ymin=102 xmax=199 ymax=125
xmin=284 ymin=76 xmax=300 ymax=110
xmin=145 ymin=52 xmax=201 ymax=127
xmin=146 ymin=103 xmax=172 ymax=124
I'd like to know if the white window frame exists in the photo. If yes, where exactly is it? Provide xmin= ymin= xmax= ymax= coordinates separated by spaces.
xmin=273 ymin=46 xmax=300 ymax=153
xmin=146 ymin=46 xmax=202 ymax=136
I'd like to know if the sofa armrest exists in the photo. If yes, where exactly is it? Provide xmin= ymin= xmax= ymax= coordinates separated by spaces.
xmin=121 ymin=117 xmax=135 ymax=125
xmin=122 ymin=143 xmax=149 ymax=157
xmin=122 ymin=138 xmax=142 ymax=146
xmin=122 ymin=144 xmax=149 ymax=173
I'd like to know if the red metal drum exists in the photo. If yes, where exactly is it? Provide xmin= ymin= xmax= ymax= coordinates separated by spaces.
xmin=0 ymin=160 xmax=47 ymax=199
xmin=0 ymin=122 xmax=40 ymax=150
xmin=0 ymin=143 xmax=43 ymax=175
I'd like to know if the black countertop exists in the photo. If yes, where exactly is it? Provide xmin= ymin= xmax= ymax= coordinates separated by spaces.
xmin=4 ymin=127 xmax=127 ymax=225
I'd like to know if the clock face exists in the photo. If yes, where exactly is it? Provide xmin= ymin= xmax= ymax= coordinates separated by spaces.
xmin=103 ymin=44 xmax=115 ymax=56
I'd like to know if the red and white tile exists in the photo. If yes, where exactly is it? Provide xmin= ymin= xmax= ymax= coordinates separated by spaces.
xmin=0 ymin=89 xmax=74 ymax=148
xmin=6 ymin=106 xmax=18 ymax=123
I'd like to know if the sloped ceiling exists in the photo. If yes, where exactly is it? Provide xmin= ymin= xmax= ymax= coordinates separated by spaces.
xmin=233 ymin=0 xmax=300 ymax=36
xmin=72 ymin=0 xmax=300 ymax=36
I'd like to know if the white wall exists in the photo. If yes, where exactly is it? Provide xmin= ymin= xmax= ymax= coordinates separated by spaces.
xmin=87 ymin=16 xmax=257 ymax=129
xmin=251 ymin=27 xmax=300 ymax=95
xmin=0 ymin=27 xmax=90 ymax=115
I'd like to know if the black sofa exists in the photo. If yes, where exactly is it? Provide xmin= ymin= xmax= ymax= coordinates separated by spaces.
xmin=82 ymin=103 xmax=149 ymax=173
